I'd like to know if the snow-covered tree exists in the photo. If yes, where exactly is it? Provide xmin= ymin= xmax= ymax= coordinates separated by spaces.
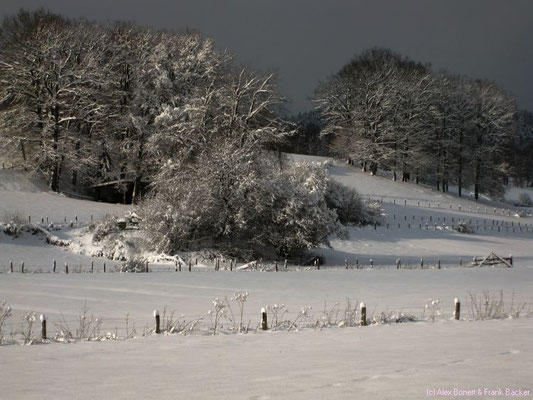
xmin=466 ymin=79 xmax=516 ymax=200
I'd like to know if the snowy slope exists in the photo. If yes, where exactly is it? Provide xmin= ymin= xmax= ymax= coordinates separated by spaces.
xmin=290 ymin=154 xmax=533 ymax=267
xmin=0 ymin=168 xmax=129 ymax=222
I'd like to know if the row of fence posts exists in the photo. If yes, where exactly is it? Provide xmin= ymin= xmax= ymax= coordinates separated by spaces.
xmin=377 ymin=221 xmax=530 ymax=233
xmin=36 ymin=299 xmax=462 ymax=341
xmin=27 ymin=215 xmax=93 ymax=224
xmin=6 ymin=254 xmax=512 ymax=274
xmin=343 ymin=255 xmax=511 ymax=269
xmin=391 ymin=214 xmax=530 ymax=227
xmin=370 ymin=196 xmax=518 ymax=217
xmin=8 ymin=259 xmax=108 ymax=274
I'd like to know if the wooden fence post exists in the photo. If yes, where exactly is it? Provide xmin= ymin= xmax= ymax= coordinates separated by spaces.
xmin=9 ymin=260 xmax=13 ymax=273
xmin=437 ymin=259 xmax=441 ymax=269
xmin=65 ymin=262 xmax=68 ymax=274
xmin=459 ymin=258 xmax=462 ymax=267
xmin=188 ymin=259 xmax=192 ymax=272
xmin=454 ymin=298 xmax=461 ymax=320
xmin=21 ymin=261 xmax=24 ymax=273
xmin=420 ymin=258 xmax=424 ymax=268
xmin=53 ymin=259 xmax=56 ymax=273
xmin=261 ymin=307 xmax=268 ymax=330
xmin=145 ymin=261 xmax=149 ymax=273
xmin=360 ymin=303 xmax=367 ymax=326
xmin=509 ymin=254 xmax=513 ymax=266
xmin=103 ymin=262 xmax=106 ymax=273
xmin=370 ymin=259 xmax=373 ymax=268
xmin=275 ymin=260 xmax=278 ymax=272
xmin=91 ymin=261 xmax=93 ymax=273
xmin=154 ymin=310 xmax=160 ymax=334
xmin=355 ymin=258 xmax=359 ymax=269
xmin=40 ymin=314 xmax=47 ymax=340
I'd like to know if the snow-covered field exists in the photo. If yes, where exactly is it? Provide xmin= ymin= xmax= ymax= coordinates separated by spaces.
xmin=1 ymin=319 xmax=531 ymax=400
xmin=1 ymin=156 xmax=533 ymax=399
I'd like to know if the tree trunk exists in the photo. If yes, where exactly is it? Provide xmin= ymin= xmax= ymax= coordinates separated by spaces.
xmin=19 ymin=139 xmax=26 ymax=161
xmin=457 ymin=136 xmax=462 ymax=196
xmin=50 ymin=105 xmax=60 ymax=192
xmin=474 ymin=156 xmax=481 ymax=201
xmin=132 ymin=175 xmax=142 ymax=204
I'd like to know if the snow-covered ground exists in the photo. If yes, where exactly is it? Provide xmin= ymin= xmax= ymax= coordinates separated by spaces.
xmin=1 ymin=319 xmax=531 ymax=400
xmin=0 ymin=169 xmax=128 ymax=222
xmin=1 ymin=156 xmax=533 ymax=399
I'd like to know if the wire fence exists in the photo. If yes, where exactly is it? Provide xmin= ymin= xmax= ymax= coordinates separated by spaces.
xmin=0 ymin=254 xmax=519 ymax=274
xmin=1 ymin=292 xmax=531 ymax=346
xmin=366 ymin=195 xmax=532 ymax=218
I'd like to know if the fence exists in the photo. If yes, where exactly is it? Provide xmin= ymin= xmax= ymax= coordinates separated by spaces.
xmin=366 ymin=195 xmax=531 ymax=218
xmin=2 ymin=290 xmax=530 ymax=347
xmin=0 ymin=297 xmax=467 ymax=345
xmin=0 ymin=252 xmax=516 ymax=274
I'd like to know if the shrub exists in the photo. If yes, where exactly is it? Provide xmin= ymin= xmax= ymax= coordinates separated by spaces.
xmin=141 ymin=158 xmax=379 ymax=259
xmin=89 ymin=215 xmax=119 ymax=243
xmin=467 ymin=291 xmax=531 ymax=320
xmin=517 ymin=192 xmax=532 ymax=207
xmin=119 ymin=257 xmax=147 ymax=273
xmin=0 ymin=301 xmax=12 ymax=343
xmin=1 ymin=212 xmax=25 ymax=236
xmin=453 ymin=220 xmax=475 ymax=234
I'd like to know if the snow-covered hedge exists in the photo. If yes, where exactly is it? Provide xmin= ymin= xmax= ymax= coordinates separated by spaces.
xmin=452 ymin=220 xmax=475 ymax=234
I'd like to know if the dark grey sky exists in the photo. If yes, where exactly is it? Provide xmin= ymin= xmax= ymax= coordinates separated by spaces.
xmin=2 ymin=0 xmax=532 ymax=113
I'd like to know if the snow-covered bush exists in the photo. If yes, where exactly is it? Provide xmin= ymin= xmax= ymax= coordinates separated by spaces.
xmin=55 ymin=303 xmax=103 ymax=341
xmin=517 ymin=192 xmax=532 ymax=207
xmin=119 ymin=258 xmax=147 ymax=273
xmin=0 ymin=212 xmax=25 ymax=236
xmin=452 ymin=220 xmax=475 ymax=234
xmin=0 ymin=301 xmax=12 ymax=343
xmin=89 ymin=215 xmax=119 ymax=243
xmin=372 ymin=311 xmax=418 ymax=324
xmin=325 ymin=178 xmax=383 ymax=226
xmin=423 ymin=298 xmax=441 ymax=322
xmin=141 ymin=158 xmax=379 ymax=259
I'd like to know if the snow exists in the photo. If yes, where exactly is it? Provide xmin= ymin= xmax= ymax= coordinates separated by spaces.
xmin=288 ymin=155 xmax=533 ymax=267
xmin=1 ymin=156 xmax=533 ymax=399
xmin=0 ymin=169 xmax=128 ymax=222
xmin=0 ymin=319 xmax=531 ymax=399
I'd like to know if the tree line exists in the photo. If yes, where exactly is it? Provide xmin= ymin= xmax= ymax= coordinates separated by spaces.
xmin=313 ymin=48 xmax=533 ymax=199
xmin=0 ymin=10 xmax=383 ymax=258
